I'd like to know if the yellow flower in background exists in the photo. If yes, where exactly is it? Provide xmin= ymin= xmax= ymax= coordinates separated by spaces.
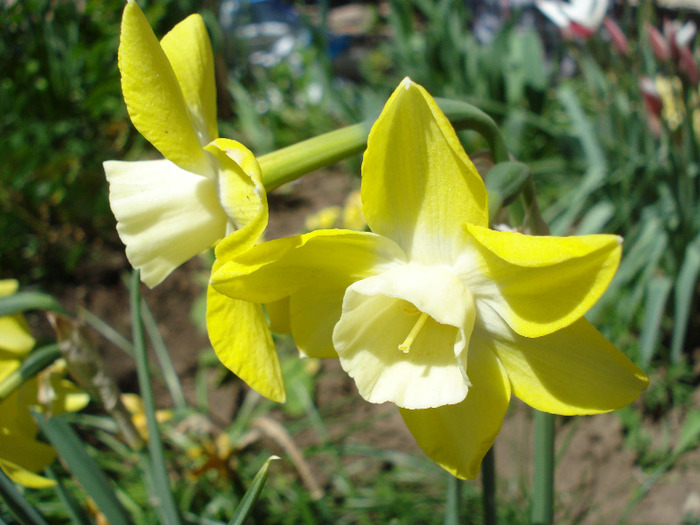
xmin=0 ymin=280 xmax=89 ymax=488
xmin=0 ymin=280 xmax=35 ymax=356
xmin=103 ymin=1 xmax=268 ymax=288
xmin=211 ymin=78 xmax=648 ymax=479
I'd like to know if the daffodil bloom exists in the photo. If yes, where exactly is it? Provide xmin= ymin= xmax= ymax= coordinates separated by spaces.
xmin=210 ymin=78 xmax=648 ymax=478
xmin=103 ymin=1 xmax=267 ymax=287
xmin=102 ymin=2 xmax=280 ymax=400
xmin=0 ymin=280 xmax=89 ymax=487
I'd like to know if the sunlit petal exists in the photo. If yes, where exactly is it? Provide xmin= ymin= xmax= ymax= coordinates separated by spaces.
xmin=361 ymin=78 xmax=488 ymax=263
xmin=400 ymin=343 xmax=510 ymax=479
xmin=462 ymin=224 xmax=622 ymax=338
xmin=119 ymin=1 xmax=210 ymax=175
xmin=160 ymin=13 xmax=218 ymax=144
xmin=0 ymin=316 xmax=35 ymax=355
xmin=213 ymin=230 xmax=405 ymax=303
xmin=0 ymin=457 xmax=56 ymax=489
xmin=207 ymin=273 xmax=285 ymax=402
xmin=205 ymin=139 xmax=268 ymax=238
xmin=104 ymin=158 xmax=227 ymax=287
xmin=487 ymin=317 xmax=648 ymax=415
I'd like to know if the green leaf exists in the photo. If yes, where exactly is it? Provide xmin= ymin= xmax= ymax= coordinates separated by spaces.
xmin=638 ymin=275 xmax=673 ymax=367
xmin=0 ymin=468 xmax=50 ymax=525
xmin=670 ymin=235 xmax=700 ymax=363
xmin=484 ymin=161 xmax=531 ymax=222
xmin=0 ymin=344 xmax=61 ymax=402
xmin=0 ymin=292 xmax=65 ymax=316
xmin=35 ymin=416 xmax=132 ymax=525
xmin=228 ymin=456 xmax=279 ymax=525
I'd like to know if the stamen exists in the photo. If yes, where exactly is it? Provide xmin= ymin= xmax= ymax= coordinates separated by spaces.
xmin=398 ymin=312 xmax=429 ymax=353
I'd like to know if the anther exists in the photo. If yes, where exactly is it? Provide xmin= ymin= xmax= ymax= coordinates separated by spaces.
xmin=398 ymin=312 xmax=429 ymax=353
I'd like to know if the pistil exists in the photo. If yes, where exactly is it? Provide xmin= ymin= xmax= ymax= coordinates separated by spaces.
xmin=398 ymin=311 xmax=429 ymax=353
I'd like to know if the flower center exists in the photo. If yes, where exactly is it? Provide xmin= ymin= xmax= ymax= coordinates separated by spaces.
xmin=398 ymin=311 xmax=430 ymax=353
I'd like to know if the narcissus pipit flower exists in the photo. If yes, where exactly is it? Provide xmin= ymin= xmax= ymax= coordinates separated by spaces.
xmin=103 ymin=1 xmax=267 ymax=287
xmin=0 ymin=280 xmax=89 ymax=488
xmin=210 ymin=78 xmax=648 ymax=478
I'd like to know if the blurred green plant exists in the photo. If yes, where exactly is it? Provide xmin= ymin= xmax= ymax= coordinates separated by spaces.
xmin=0 ymin=0 xmax=210 ymax=281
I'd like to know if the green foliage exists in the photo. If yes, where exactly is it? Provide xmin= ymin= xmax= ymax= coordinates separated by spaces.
xmin=0 ymin=0 xmax=207 ymax=281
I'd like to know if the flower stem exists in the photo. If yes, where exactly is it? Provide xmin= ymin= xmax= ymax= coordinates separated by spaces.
xmin=258 ymin=98 xmax=509 ymax=191
xmin=481 ymin=447 xmax=497 ymax=525
xmin=0 ymin=344 xmax=61 ymax=401
xmin=531 ymin=411 xmax=555 ymax=525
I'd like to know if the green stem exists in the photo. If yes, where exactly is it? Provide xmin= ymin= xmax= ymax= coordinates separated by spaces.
xmin=129 ymin=271 xmax=181 ymax=525
xmin=0 ymin=344 xmax=61 ymax=401
xmin=481 ymin=448 xmax=497 ymax=525
xmin=531 ymin=411 xmax=555 ymax=525
xmin=258 ymin=98 xmax=509 ymax=191
xmin=444 ymin=475 xmax=460 ymax=525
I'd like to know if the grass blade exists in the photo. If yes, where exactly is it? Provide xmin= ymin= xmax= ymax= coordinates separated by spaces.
xmin=228 ymin=456 xmax=279 ymax=525
xmin=639 ymin=275 xmax=672 ymax=367
xmin=0 ymin=469 xmax=50 ymax=525
xmin=0 ymin=291 xmax=65 ymax=316
xmin=141 ymin=300 xmax=187 ymax=410
xmin=0 ymin=344 xmax=61 ymax=402
xmin=129 ymin=271 xmax=182 ymax=525
xmin=35 ymin=416 xmax=131 ymax=525
xmin=45 ymin=466 xmax=91 ymax=525
xmin=670 ymin=236 xmax=700 ymax=363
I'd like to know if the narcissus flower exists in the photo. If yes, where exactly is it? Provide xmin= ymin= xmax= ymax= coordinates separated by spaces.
xmin=103 ymin=1 xmax=267 ymax=287
xmin=211 ymin=78 xmax=648 ymax=478
xmin=0 ymin=280 xmax=89 ymax=488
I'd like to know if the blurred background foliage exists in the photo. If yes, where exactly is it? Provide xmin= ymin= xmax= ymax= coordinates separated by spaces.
xmin=2 ymin=0 xmax=700 ymax=521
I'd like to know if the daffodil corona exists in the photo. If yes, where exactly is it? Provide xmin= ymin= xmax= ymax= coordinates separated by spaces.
xmin=211 ymin=78 xmax=648 ymax=479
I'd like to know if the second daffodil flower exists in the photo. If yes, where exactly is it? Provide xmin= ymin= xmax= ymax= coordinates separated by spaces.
xmin=103 ymin=1 xmax=267 ymax=288
xmin=103 ymin=2 xmax=283 ymax=401
xmin=211 ymin=78 xmax=648 ymax=479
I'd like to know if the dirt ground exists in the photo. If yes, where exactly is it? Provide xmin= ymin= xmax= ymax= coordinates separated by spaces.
xmin=46 ymin=169 xmax=700 ymax=525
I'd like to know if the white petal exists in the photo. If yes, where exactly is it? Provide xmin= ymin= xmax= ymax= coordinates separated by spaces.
xmin=333 ymin=263 xmax=475 ymax=409
xmin=104 ymin=159 xmax=227 ymax=287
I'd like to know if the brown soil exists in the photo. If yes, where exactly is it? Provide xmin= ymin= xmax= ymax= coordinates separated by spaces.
xmin=42 ymin=168 xmax=699 ymax=525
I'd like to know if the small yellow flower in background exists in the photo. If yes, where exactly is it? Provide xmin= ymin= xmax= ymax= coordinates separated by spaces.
xmin=655 ymin=74 xmax=685 ymax=131
xmin=121 ymin=393 xmax=172 ymax=440
xmin=103 ymin=1 xmax=268 ymax=288
xmin=0 ymin=280 xmax=89 ymax=488
xmin=304 ymin=190 xmax=366 ymax=232
xmin=305 ymin=206 xmax=342 ymax=231
xmin=211 ymin=78 xmax=648 ymax=479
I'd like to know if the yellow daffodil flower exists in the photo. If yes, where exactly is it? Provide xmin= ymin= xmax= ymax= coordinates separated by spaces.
xmin=210 ymin=78 xmax=648 ymax=479
xmin=0 ymin=280 xmax=89 ymax=487
xmin=103 ymin=1 xmax=267 ymax=287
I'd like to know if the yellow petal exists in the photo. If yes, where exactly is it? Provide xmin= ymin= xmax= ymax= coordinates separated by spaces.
xmin=104 ymin=158 xmax=227 ymax=287
xmin=0 ymin=315 xmax=35 ymax=355
xmin=333 ymin=263 xmax=474 ymax=409
xmin=463 ymin=224 xmax=622 ymax=338
xmin=0 ymin=280 xmax=19 ymax=297
xmin=0 ymin=458 xmax=56 ymax=488
xmin=289 ymin=284 xmax=346 ymax=359
xmin=160 ymin=14 xmax=218 ymax=144
xmin=119 ymin=2 xmax=210 ymax=175
xmin=206 ymin=271 xmax=285 ymax=402
xmin=400 ymin=344 xmax=510 ymax=480
xmin=205 ymin=139 xmax=268 ymax=240
xmin=0 ymin=433 xmax=57 ymax=486
xmin=361 ymin=78 xmax=488 ymax=263
xmin=266 ymin=298 xmax=291 ymax=334
xmin=487 ymin=318 xmax=648 ymax=415
xmin=213 ymin=230 xmax=405 ymax=303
